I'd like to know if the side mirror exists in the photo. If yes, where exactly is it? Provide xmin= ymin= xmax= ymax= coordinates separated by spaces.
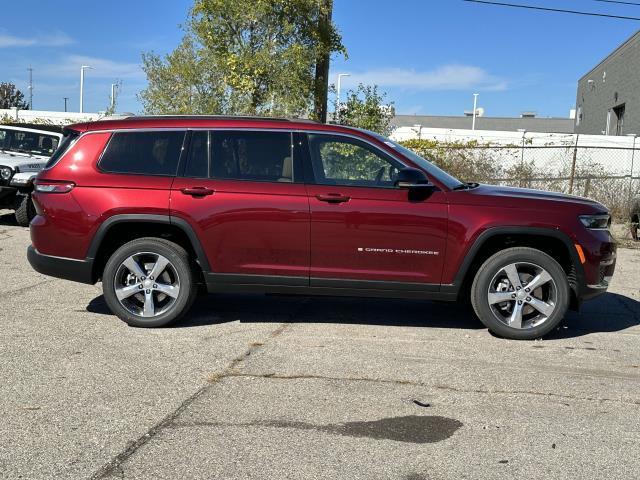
xmin=395 ymin=167 xmax=433 ymax=190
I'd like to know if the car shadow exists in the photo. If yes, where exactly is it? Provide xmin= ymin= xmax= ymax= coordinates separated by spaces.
xmin=87 ymin=293 xmax=484 ymax=330
xmin=86 ymin=291 xmax=640 ymax=338
xmin=548 ymin=292 xmax=640 ymax=339
xmin=0 ymin=212 xmax=18 ymax=226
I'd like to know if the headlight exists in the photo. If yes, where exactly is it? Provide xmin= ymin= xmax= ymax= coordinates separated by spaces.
xmin=0 ymin=166 xmax=12 ymax=181
xmin=579 ymin=214 xmax=611 ymax=230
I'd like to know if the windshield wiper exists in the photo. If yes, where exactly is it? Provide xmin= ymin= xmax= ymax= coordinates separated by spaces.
xmin=452 ymin=182 xmax=479 ymax=191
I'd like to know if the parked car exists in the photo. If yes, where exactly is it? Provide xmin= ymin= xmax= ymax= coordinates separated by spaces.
xmin=630 ymin=194 xmax=640 ymax=240
xmin=27 ymin=116 xmax=616 ymax=340
xmin=0 ymin=123 xmax=62 ymax=226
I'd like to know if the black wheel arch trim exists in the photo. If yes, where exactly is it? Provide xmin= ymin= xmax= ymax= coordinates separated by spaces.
xmin=86 ymin=214 xmax=211 ymax=271
xmin=447 ymin=226 xmax=585 ymax=296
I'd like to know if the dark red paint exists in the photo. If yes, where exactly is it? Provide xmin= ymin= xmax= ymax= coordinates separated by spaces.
xmin=30 ymin=117 xmax=615 ymax=296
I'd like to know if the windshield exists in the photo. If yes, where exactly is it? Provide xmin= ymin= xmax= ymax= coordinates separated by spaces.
xmin=360 ymin=129 xmax=464 ymax=190
xmin=0 ymin=128 xmax=60 ymax=157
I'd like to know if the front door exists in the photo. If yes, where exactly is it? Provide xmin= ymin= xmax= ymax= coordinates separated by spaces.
xmin=304 ymin=133 xmax=448 ymax=287
xmin=170 ymin=129 xmax=310 ymax=284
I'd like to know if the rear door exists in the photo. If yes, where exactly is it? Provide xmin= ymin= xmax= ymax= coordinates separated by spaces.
xmin=304 ymin=132 xmax=448 ymax=287
xmin=170 ymin=129 xmax=310 ymax=285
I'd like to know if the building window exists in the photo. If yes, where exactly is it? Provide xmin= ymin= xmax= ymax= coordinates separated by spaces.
xmin=576 ymin=106 xmax=582 ymax=126
xmin=614 ymin=104 xmax=625 ymax=136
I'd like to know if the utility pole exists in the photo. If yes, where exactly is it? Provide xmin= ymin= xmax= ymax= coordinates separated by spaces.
xmin=313 ymin=0 xmax=332 ymax=123
xmin=472 ymin=93 xmax=479 ymax=130
xmin=63 ymin=97 xmax=68 ymax=112
xmin=27 ymin=66 xmax=33 ymax=110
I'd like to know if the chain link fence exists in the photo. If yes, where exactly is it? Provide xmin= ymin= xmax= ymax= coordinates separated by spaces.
xmin=400 ymin=137 xmax=639 ymax=221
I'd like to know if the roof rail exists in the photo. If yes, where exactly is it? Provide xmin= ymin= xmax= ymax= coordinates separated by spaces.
xmin=123 ymin=114 xmax=319 ymax=124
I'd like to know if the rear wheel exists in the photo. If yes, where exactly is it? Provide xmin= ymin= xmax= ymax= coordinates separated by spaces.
xmin=14 ymin=194 xmax=36 ymax=227
xmin=471 ymin=247 xmax=569 ymax=340
xmin=103 ymin=237 xmax=197 ymax=327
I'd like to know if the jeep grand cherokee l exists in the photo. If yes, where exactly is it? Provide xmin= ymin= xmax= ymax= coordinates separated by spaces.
xmin=27 ymin=116 xmax=616 ymax=340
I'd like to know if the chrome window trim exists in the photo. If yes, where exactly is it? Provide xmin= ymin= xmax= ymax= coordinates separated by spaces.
xmin=69 ymin=127 xmax=410 ymax=183
xmin=71 ymin=127 xmax=408 ymax=167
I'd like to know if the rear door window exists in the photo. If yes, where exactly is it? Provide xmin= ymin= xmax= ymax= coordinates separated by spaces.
xmin=100 ymin=131 xmax=185 ymax=176
xmin=183 ymin=131 xmax=209 ymax=178
xmin=210 ymin=131 xmax=293 ymax=182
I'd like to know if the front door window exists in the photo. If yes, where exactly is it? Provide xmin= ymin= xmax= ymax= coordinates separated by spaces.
xmin=308 ymin=134 xmax=402 ymax=188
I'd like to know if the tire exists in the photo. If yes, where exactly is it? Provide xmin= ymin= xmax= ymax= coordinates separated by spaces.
xmin=102 ymin=237 xmax=197 ymax=327
xmin=471 ymin=247 xmax=570 ymax=340
xmin=14 ymin=194 xmax=36 ymax=227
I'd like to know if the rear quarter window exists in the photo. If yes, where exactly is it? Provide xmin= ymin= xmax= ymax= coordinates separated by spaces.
xmin=44 ymin=131 xmax=78 ymax=169
xmin=99 ymin=131 xmax=185 ymax=176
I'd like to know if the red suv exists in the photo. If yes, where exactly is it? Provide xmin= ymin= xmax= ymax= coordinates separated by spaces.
xmin=27 ymin=116 xmax=616 ymax=340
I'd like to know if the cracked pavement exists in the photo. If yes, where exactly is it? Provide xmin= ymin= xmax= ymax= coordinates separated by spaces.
xmin=1 ymin=212 xmax=639 ymax=479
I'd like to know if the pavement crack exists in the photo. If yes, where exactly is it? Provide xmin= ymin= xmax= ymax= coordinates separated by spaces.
xmin=89 ymin=384 xmax=210 ymax=479
xmin=89 ymin=319 xmax=293 ymax=479
xmin=0 ymin=279 xmax=55 ymax=300
xmin=224 ymin=372 xmax=640 ymax=407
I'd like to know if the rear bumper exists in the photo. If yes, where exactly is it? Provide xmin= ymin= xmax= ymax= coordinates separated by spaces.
xmin=27 ymin=245 xmax=94 ymax=284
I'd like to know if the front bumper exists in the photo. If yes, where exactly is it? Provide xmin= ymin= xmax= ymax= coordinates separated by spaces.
xmin=581 ymin=250 xmax=616 ymax=301
xmin=27 ymin=245 xmax=94 ymax=284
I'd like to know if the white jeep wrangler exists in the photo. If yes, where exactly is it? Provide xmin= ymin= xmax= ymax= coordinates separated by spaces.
xmin=0 ymin=124 xmax=63 ymax=226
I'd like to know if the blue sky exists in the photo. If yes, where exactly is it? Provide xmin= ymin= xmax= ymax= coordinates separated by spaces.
xmin=2 ymin=0 xmax=639 ymax=117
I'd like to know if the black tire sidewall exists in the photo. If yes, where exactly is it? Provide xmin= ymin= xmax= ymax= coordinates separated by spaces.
xmin=103 ymin=238 xmax=195 ymax=328
xmin=471 ymin=247 xmax=570 ymax=340
xmin=14 ymin=194 xmax=35 ymax=227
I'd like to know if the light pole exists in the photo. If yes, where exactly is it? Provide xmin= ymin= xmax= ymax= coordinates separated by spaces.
xmin=63 ymin=97 xmax=68 ymax=112
xmin=27 ymin=66 xmax=33 ymax=110
xmin=472 ymin=93 xmax=479 ymax=130
xmin=79 ymin=65 xmax=93 ymax=113
xmin=336 ymin=73 xmax=350 ymax=118
xmin=110 ymin=83 xmax=119 ymax=111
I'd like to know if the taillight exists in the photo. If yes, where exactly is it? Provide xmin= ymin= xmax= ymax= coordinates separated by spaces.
xmin=34 ymin=180 xmax=75 ymax=193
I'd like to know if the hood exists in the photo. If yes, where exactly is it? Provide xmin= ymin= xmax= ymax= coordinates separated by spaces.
xmin=0 ymin=150 xmax=48 ymax=170
xmin=462 ymin=183 xmax=607 ymax=211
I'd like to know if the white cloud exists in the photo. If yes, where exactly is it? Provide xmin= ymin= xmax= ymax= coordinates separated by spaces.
xmin=40 ymin=55 xmax=144 ymax=80
xmin=338 ymin=65 xmax=508 ymax=91
xmin=0 ymin=31 xmax=73 ymax=48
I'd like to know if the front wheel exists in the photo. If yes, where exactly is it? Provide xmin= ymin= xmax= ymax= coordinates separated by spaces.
xmin=471 ymin=247 xmax=570 ymax=340
xmin=102 ymin=237 xmax=197 ymax=327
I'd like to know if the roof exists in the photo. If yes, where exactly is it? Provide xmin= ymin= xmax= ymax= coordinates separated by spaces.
xmin=391 ymin=115 xmax=575 ymax=134
xmin=578 ymin=29 xmax=640 ymax=82
xmin=0 ymin=123 xmax=64 ymax=136
xmin=66 ymin=115 xmax=329 ymax=133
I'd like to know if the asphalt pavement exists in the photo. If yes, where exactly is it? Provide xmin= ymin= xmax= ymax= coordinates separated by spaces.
xmin=1 ymin=211 xmax=639 ymax=479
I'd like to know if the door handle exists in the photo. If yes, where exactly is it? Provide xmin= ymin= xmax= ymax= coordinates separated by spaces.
xmin=316 ymin=193 xmax=350 ymax=204
xmin=181 ymin=187 xmax=214 ymax=197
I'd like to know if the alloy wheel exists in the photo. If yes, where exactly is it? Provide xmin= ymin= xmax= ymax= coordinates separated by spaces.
xmin=487 ymin=262 xmax=557 ymax=330
xmin=113 ymin=252 xmax=181 ymax=318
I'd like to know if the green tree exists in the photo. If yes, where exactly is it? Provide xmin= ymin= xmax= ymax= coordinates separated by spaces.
xmin=332 ymin=83 xmax=394 ymax=135
xmin=140 ymin=0 xmax=344 ymax=117
xmin=0 ymin=83 xmax=28 ymax=109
